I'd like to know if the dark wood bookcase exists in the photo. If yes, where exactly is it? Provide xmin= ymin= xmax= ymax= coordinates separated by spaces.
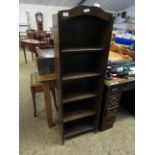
xmin=53 ymin=6 xmax=114 ymax=143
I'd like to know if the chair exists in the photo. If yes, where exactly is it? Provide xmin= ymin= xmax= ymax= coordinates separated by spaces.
xmin=27 ymin=29 xmax=36 ymax=39
xmin=19 ymin=32 xmax=27 ymax=48
xmin=30 ymin=72 xmax=57 ymax=117
xmin=19 ymin=32 xmax=27 ymax=40
xmin=35 ymin=31 xmax=54 ymax=47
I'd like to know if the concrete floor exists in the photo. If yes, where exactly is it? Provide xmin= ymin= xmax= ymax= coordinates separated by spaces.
xmin=19 ymin=49 xmax=135 ymax=155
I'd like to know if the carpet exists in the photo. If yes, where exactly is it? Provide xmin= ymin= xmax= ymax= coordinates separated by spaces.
xmin=19 ymin=49 xmax=135 ymax=155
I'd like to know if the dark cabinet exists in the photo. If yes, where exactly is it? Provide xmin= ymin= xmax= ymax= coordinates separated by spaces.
xmin=100 ymin=84 xmax=120 ymax=131
xmin=100 ymin=79 xmax=135 ymax=131
xmin=53 ymin=6 xmax=114 ymax=143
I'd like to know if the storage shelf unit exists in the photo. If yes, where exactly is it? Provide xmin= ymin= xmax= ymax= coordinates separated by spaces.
xmin=53 ymin=6 xmax=114 ymax=144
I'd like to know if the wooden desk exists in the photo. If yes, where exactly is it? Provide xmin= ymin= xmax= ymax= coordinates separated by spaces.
xmin=21 ymin=39 xmax=48 ymax=64
xmin=37 ymin=73 xmax=57 ymax=128
xmin=99 ymin=77 xmax=135 ymax=131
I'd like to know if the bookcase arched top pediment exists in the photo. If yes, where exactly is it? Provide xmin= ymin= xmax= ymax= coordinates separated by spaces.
xmin=58 ymin=5 xmax=113 ymax=22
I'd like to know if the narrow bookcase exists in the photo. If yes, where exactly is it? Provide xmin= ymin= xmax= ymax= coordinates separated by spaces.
xmin=53 ymin=6 xmax=114 ymax=144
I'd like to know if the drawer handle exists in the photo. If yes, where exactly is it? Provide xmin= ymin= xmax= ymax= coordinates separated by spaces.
xmin=124 ymin=85 xmax=128 ymax=88
xmin=112 ymin=88 xmax=118 ymax=92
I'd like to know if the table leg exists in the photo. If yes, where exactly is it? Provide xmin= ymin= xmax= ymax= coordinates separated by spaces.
xmin=50 ymin=81 xmax=58 ymax=111
xmin=23 ymin=45 xmax=27 ymax=64
xmin=31 ymin=51 xmax=34 ymax=61
xmin=31 ymin=46 xmax=36 ymax=61
xmin=42 ymin=81 xmax=53 ymax=128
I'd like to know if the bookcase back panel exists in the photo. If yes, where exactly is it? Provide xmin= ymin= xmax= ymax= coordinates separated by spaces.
xmin=64 ymin=98 xmax=96 ymax=111
xmin=62 ymin=52 xmax=104 ymax=75
xmin=60 ymin=16 xmax=108 ymax=48
xmin=64 ymin=116 xmax=95 ymax=138
xmin=63 ymin=77 xmax=99 ymax=95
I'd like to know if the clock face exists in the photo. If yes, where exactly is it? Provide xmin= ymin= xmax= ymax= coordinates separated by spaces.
xmin=37 ymin=15 xmax=42 ymax=22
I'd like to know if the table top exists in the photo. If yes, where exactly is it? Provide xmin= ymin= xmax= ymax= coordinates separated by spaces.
xmin=37 ymin=73 xmax=57 ymax=82
xmin=37 ymin=48 xmax=55 ymax=58
xmin=21 ymin=39 xmax=48 ymax=45
xmin=104 ymin=76 xmax=135 ymax=86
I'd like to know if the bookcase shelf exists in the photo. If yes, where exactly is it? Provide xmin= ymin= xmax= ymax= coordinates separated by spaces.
xmin=64 ymin=110 xmax=96 ymax=123
xmin=62 ymin=51 xmax=104 ymax=76
xmin=63 ymin=91 xmax=98 ymax=104
xmin=61 ymin=47 xmax=105 ymax=53
xmin=63 ymin=72 xmax=101 ymax=81
xmin=53 ymin=5 xmax=114 ymax=143
xmin=64 ymin=98 xmax=96 ymax=122
xmin=64 ymin=117 xmax=95 ymax=138
xmin=64 ymin=124 xmax=94 ymax=139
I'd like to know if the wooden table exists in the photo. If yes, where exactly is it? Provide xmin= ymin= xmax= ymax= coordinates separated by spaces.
xmin=21 ymin=39 xmax=48 ymax=64
xmin=37 ymin=73 xmax=57 ymax=128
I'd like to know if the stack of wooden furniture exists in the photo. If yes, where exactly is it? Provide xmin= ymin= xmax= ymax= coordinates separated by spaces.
xmin=53 ymin=6 xmax=113 ymax=143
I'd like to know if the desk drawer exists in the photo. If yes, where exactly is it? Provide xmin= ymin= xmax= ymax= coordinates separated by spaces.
xmin=108 ymin=85 xmax=121 ymax=95
xmin=105 ymin=106 xmax=119 ymax=117
xmin=101 ymin=116 xmax=115 ymax=130
xmin=122 ymin=81 xmax=135 ymax=92
xmin=106 ymin=94 xmax=121 ymax=107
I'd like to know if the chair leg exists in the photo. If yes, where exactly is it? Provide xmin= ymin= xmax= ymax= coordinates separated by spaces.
xmin=31 ymin=87 xmax=37 ymax=117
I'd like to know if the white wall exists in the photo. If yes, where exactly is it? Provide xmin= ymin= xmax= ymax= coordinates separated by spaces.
xmin=121 ymin=5 xmax=135 ymax=17
xmin=19 ymin=4 xmax=69 ymax=31
xmin=126 ymin=5 xmax=135 ymax=17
